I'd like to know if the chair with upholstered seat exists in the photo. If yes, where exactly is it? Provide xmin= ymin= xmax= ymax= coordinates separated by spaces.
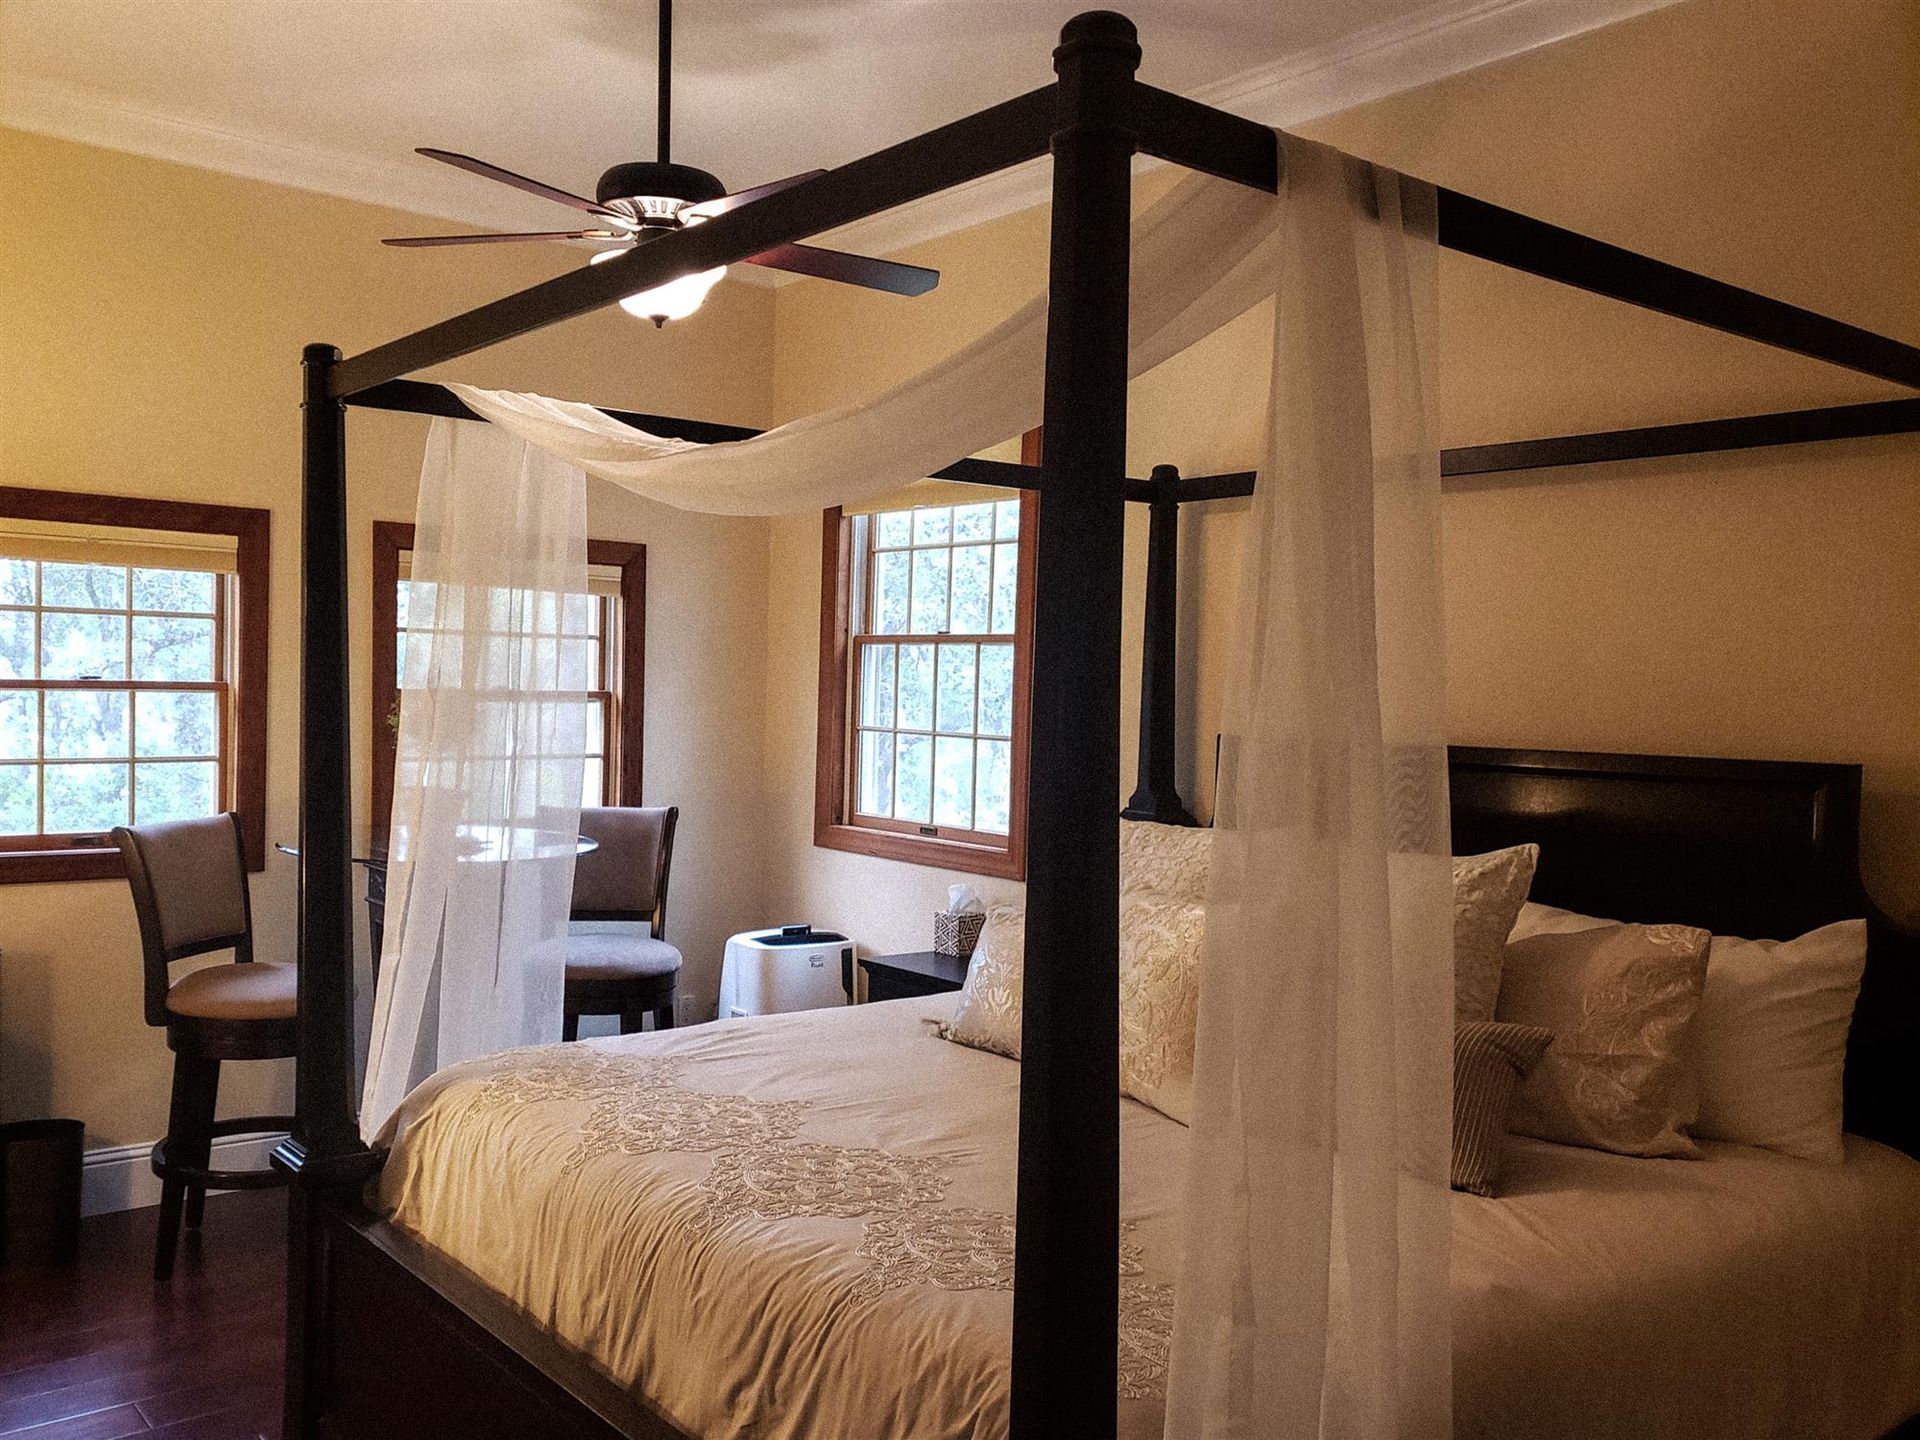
xmin=564 ymin=805 xmax=681 ymax=1039
xmin=114 ymin=813 xmax=296 ymax=1280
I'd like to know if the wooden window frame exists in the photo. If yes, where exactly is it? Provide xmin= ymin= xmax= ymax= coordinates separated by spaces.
xmin=814 ymin=486 xmax=1036 ymax=881
xmin=0 ymin=485 xmax=270 ymax=884
xmin=369 ymin=521 xmax=645 ymax=842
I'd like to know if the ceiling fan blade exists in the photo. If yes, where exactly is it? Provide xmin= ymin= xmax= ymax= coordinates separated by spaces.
xmin=383 ymin=230 xmax=623 ymax=247
xmin=416 ymin=148 xmax=624 ymax=219
xmin=744 ymin=243 xmax=938 ymax=296
xmin=683 ymin=169 xmax=828 ymax=220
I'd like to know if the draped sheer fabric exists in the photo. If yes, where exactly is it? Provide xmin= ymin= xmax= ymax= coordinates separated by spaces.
xmin=364 ymin=133 xmax=1451 ymax=1436
xmin=1164 ymin=141 xmax=1451 ymax=1439
xmin=360 ymin=419 xmax=589 ymax=1138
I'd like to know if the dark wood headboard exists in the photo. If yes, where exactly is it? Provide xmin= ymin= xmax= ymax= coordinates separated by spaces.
xmin=1448 ymin=746 xmax=1920 ymax=1161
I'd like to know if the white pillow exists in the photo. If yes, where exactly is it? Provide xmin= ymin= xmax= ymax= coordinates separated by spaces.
xmin=1511 ymin=903 xmax=1868 ymax=1163
xmin=1452 ymin=845 xmax=1540 ymax=1025
xmin=1119 ymin=819 xmax=1211 ymax=905
xmin=936 ymin=904 xmax=1025 ymax=1059
xmin=1118 ymin=894 xmax=1205 ymax=1124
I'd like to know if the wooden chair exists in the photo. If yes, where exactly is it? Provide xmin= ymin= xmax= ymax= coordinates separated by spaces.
xmin=563 ymin=806 xmax=681 ymax=1039
xmin=114 ymin=813 xmax=296 ymax=1281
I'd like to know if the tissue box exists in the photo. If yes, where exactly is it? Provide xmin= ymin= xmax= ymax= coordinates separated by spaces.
xmin=933 ymin=910 xmax=986 ymax=959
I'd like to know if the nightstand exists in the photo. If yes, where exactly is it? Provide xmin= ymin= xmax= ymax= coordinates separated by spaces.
xmin=859 ymin=950 xmax=969 ymax=1003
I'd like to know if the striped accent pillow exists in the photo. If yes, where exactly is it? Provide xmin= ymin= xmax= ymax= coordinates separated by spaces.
xmin=1453 ymin=1021 xmax=1555 ymax=1198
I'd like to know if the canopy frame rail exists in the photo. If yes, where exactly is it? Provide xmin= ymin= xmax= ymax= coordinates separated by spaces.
xmin=287 ymin=11 xmax=1920 ymax=1440
xmin=1121 ymin=396 xmax=1920 ymax=825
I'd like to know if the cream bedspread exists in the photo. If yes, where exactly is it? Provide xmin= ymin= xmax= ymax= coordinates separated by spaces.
xmin=378 ymin=997 xmax=1920 ymax=1440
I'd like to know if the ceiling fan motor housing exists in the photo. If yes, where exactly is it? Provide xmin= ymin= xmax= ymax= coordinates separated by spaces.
xmin=596 ymin=161 xmax=727 ymax=221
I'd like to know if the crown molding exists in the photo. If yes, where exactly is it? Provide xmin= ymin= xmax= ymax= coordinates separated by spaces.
xmin=3 ymin=0 xmax=1678 ymax=273
xmin=0 ymin=73 xmax=575 ymax=235
xmin=815 ymin=0 xmax=1683 ymax=257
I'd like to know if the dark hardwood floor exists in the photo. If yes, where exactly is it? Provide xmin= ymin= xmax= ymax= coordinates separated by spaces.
xmin=0 ymin=1191 xmax=284 ymax=1439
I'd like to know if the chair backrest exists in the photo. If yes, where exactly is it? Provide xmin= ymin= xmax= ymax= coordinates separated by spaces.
xmin=571 ymin=806 xmax=678 ymax=933
xmin=114 ymin=812 xmax=253 ymax=1028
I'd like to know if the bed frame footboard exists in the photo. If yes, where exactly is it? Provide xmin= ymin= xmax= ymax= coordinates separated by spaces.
xmin=295 ymin=1191 xmax=688 ymax=1440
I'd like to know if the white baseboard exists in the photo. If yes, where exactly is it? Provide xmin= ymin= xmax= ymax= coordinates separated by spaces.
xmin=81 ymin=1131 xmax=288 ymax=1216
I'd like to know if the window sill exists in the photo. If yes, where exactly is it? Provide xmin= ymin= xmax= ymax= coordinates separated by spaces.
xmin=812 ymin=822 xmax=1025 ymax=881
xmin=0 ymin=848 xmax=128 ymax=885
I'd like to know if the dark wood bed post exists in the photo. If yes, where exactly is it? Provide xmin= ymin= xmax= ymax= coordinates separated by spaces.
xmin=1122 ymin=464 xmax=1199 ymax=825
xmin=276 ymin=342 xmax=380 ymax=1440
xmin=1011 ymin=13 xmax=1137 ymax=1437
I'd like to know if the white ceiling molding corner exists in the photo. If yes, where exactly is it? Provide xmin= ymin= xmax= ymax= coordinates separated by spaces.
xmin=818 ymin=0 xmax=1684 ymax=257
xmin=0 ymin=72 xmax=558 ymax=235
xmin=2 ymin=0 xmax=1680 ymax=269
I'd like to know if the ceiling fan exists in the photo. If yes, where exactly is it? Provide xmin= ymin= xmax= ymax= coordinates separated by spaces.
xmin=382 ymin=0 xmax=937 ymax=325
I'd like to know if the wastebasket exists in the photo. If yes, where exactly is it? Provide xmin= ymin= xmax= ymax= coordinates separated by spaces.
xmin=0 ymin=1117 xmax=84 ymax=1266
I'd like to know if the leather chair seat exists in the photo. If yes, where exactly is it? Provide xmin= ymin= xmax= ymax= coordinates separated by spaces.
xmin=565 ymin=932 xmax=682 ymax=982
xmin=166 ymin=962 xmax=298 ymax=1021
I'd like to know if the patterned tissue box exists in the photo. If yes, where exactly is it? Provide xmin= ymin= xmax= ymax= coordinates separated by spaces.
xmin=933 ymin=910 xmax=986 ymax=959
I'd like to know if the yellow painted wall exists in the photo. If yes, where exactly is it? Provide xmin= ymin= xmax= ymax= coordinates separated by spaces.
xmin=761 ymin=0 xmax=1920 ymax=954
xmin=0 ymin=127 xmax=779 ymax=1144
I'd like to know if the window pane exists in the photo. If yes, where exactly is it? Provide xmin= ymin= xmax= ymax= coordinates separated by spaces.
xmin=909 ymin=548 xmax=950 ymax=634
xmin=0 ymin=560 xmax=34 ymax=606
xmin=580 ymin=758 xmax=604 ymax=808
xmin=857 ymin=730 xmax=894 ymax=818
xmin=933 ymin=736 xmax=974 ymax=828
xmin=953 ymin=503 xmax=996 ymax=542
xmin=950 ymin=545 xmax=993 ymax=634
xmin=135 ymin=690 xmax=218 ymax=758
xmin=995 ymin=499 xmax=1021 ymax=540
xmin=876 ymin=510 xmax=913 ymax=549
xmin=895 ymin=733 xmax=932 ymax=823
xmin=975 ymin=739 xmax=1011 ymax=834
xmin=896 ymin=644 xmax=934 ymax=731
xmin=978 ymin=643 xmax=1014 ymax=737
xmin=41 ymin=562 xmax=127 ymax=609
xmin=935 ymin=643 xmax=976 ymax=734
xmin=41 ymin=611 xmax=126 ymax=679
xmin=872 ymin=551 xmax=910 ymax=635
xmin=0 ymin=611 xmax=32 ymax=679
xmin=555 ymin=637 xmax=596 ymax=690
xmin=132 ymin=568 xmax=216 ymax=614
xmin=134 ymin=761 xmax=218 ymax=824
xmin=583 ymin=698 xmax=606 ymax=758
xmin=912 ymin=507 xmax=951 ymax=546
xmin=561 ymin=591 xmax=594 ymax=633
xmin=44 ymin=761 xmax=129 ymax=831
xmin=46 ymin=691 xmax=129 ymax=759
xmin=0 ymin=691 xmax=36 ymax=758
xmin=858 ymin=644 xmax=896 ymax=729
xmin=990 ymin=543 xmax=1019 ymax=635
xmin=394 ymin=580 xmax=412 ymax=631
xmin=0 ymin=763 xmax=36 ymax=833
xmin=133 ymin=615 xmax=215 ymax=681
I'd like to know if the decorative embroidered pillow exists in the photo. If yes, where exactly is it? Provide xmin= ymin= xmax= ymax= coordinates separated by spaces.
xmin=1452 ymin=1021 xmax=1555 ymax=1197
xmin=1119 ymin=819 xmax=1212 ymax=904
xmin=1514 ymin=903 xmax=1868 ymax=1163
xmin=1118 ymin=894 xmax=1206 ymax=1124
xmin=1497 ymin=921 xmax=1712 ymax=1158
xmin=937 ymin=904 xmax=1025 ymax=1059
xmin=1451 ymin=844 xmax=1540 ymax=1024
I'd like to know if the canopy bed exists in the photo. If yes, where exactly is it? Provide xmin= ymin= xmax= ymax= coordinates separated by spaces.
xmin=273 ymin=13 xmax=1920 ymax=1440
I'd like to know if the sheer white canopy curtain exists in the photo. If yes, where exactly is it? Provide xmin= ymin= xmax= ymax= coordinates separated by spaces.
xmin=359 ymin=132 xmax=1450 ymax=1437
xmin=360 ymin=419 xmax=589 ymax=1138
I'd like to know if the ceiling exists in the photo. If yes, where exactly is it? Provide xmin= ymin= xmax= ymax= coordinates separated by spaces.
xmin=0 ymin=0 xmax=1680 ymax=254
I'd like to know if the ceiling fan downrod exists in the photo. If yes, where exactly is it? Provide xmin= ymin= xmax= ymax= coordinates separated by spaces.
xmin=657 ymin=0 xmax=672 ymax=167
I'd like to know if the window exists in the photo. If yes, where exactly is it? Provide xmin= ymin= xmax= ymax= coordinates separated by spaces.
xmin=369 ymin=522 xmax=645 ymax=839
xmin=0 ymin=488 xmax=270 ymax=883
xmin=816 ymin=488 xmax=1035 ymax=879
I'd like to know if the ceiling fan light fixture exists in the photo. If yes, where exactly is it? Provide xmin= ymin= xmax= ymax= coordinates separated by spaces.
xmin=589 ymin=245 xmax=725 ymax=327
